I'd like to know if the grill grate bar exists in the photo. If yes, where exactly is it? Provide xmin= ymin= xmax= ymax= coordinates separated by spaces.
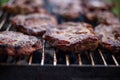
xmin=12 ymin=57 xmax=19 ymax=64
xmin=41 ymin=40 xmax=45 ymax=66
xmin=6 ymin=56 xmax=14 ymax=63
xmin=29 ymin=55 xmax=33 ymax=65
xmin=66 ymin=54 xmax=70 ymax=66
xmin=6 ymin=23 xmax=12 ymax=31
xmin=89 ymin=52 xmax=95 ymax=66
xmin=0 ymin=11 xmax=120 ymax=67
xmin=98 ymin=49 xmax=107 ymax=66
xmin=16 ymin=57 xmax=22 ymax=64
xmin=2 ymin=13 xmax=12 ymax=31
xmin=78 ymin=53 xmax=82 ymax=66
xmin=112 ymin=55 xmax=119 ymax=66
xmin=53 ymin=50 xmax=57 ymax=66
xmin=0 ymin=18 xmax=6 ymax=29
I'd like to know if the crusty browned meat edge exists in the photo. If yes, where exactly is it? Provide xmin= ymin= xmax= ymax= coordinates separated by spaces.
xmin=1 ymin=0 xmax=46 ymax=15
xmin=0 ymin=31 xmax=42 ymax=56
xmin=95 ymin=24 xmax=120 ymax=53
xmin=11 ymin=13 xmax=57 ymax=36
xmin=44 ymin=22 xmax=98 ymax=52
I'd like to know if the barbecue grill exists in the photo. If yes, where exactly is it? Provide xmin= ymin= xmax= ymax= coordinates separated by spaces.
xmin=0 ymin=11 xmax=120 ymax=80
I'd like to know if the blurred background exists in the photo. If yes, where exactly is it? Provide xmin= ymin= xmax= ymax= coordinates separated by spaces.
xmin=0 ymin=0 xmax=120 ymax=16
xmin=103 ymin=0 xmax=120 ymax=17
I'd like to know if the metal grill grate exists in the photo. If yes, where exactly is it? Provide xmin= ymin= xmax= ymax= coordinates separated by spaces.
xmin=0 ymin=12 xmax=120 ymax=67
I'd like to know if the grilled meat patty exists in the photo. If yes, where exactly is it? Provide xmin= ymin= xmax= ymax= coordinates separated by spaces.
xmin=97 ymin=11 xmax=120 ymax=25
xmin=11 ymin=13 xmax=57 ymax=36
xmin=84 ymin=0 xmax=112 ymax=21
xmin=48 ymin=0 xmax=83 ymax=20
xmin=0 ymin=31 xmax=42 ymax=56
xmin=2 ymin=0 xmax=46 ymax=14
xmin=44 ymin=22 xmax=98 ymax=52
xmin=95 ymin=24 xmax=120 ymax=53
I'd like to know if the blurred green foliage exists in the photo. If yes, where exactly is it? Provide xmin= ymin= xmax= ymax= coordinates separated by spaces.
xmin=111 ymin=0 xmax=120 ymax=16
xmin=0 ymin=0 xmax=8 ymax=6
xmin=0 ymin=0 xmax=120 ymax=16
xmin=100 ymin=0 xmax=120 ymax=16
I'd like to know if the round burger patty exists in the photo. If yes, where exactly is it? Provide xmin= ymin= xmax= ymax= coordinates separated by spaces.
xmin=97 ymin=11 xmax=120 ymax=25
xmin=0 ymin=31 xmax=42 ymax=56
xmin=2 ymin=0 xmax=46 ymax=14
xmin=95 ymin=24 xmax=120 ymax=53
xmin=49 ymin=0 xmax=83 ymax=20
xmin=44 ymin=22 xmax=98 ymax=52
xmin=11 ymin=13 xmax=57 ymax=36
xmin=84 ymin=0 xmax=112 ymax=21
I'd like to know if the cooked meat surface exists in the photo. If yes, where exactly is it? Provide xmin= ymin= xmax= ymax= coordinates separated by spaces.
xmin=97 ymin=11 xmax=120 ymax=25
xmin=48 ymin=0 xmax=83 ymax=20
xmin=0 ymin=31 xmax=42 ymax=56
xmin=84 ymin=0 xmax=111 ymax=21
xmin=95 ymin=24 xmax=120 ymax=53
xmin=11 ymin=13 xmax=57 ymax=36
xmin=2 ymin=0 xmax=46 ymax=14
xmin=44 ymin=22 xmax=98 ymax=52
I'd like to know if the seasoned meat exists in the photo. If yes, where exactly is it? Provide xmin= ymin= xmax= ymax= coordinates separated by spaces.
xmin=48 ymin=0 xmax=84 ymax=20
xmin=97 ymin=11 xmax=120 ymax=25
xmin=84 ymin=0 xmax=112 ymax=21
xmin=2 ymin=0 xmax=46 ymax=14
xmin=44 ymin=22 xmax=98 ymax=52
xmin=95 ymin=24 xmax=120 ymax=53
xmin=11 ymin=13 xmax=57 ymax=36
xmin=0 ymin=31 xmax=42 ymax=56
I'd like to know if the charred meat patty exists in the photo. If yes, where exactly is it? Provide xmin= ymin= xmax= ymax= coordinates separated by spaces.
xmin=48 ymin=0 xmax=84 ymax=20
xmin=97 ymin=11 xmax=120 ymax=25
xmin=84 ymin=0 xmax=112 ymax=21
xmin=2 ymin=0 xmax=46 ymax=14
xmin=95 ymin=24 xmax=120 ymax=53
xmin=44 ymin=22 xmax=98 ymax=52
xmin=11 ymin=13 xmax=57 ymax=36
xmin=0 ymin=31 xmax=42 ymax=56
